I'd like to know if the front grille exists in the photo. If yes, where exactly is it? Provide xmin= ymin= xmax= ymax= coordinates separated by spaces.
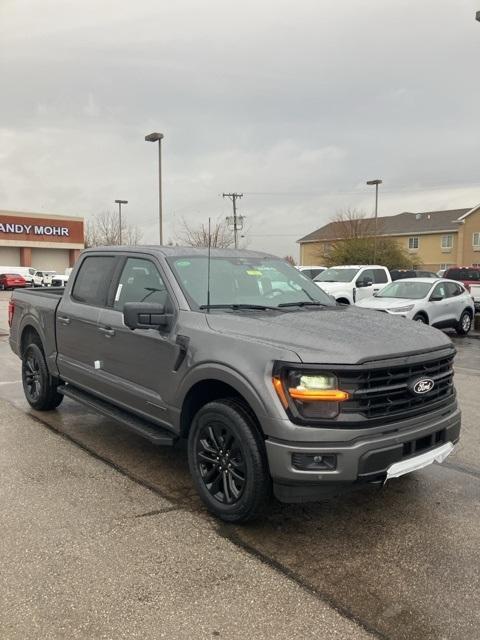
xmin=338 ymin=353 xmax=455 ymax=424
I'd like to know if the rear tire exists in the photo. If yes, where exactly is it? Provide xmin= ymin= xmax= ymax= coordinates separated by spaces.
xmin=22 ymin=342 xmax=63 ymax=410
xmin=456 ymin=310 xmax=472 ymax=336
xmin=188 ymin=399 xmax=271 ymax=523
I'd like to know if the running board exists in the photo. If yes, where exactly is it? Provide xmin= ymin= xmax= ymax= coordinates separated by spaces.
xmin=58 ymin=385 xmax=177 ymax=446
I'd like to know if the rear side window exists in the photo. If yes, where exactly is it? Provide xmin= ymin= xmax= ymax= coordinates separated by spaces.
xmin=445 ymin=282 xmax=463 ymax=297
xmin=372 ymin=269 xmax=388 ymax=283
xmin=72 ymin=256 xmax=116 ymax=306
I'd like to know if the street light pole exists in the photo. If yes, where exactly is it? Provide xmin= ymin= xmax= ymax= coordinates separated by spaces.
xmin=366 ymin=179 xmax=382 ymax=263
xmin=145 ymin=132 xmax=164 ymax=245
xmin=114 ymin=199 xmax=128 ymax=245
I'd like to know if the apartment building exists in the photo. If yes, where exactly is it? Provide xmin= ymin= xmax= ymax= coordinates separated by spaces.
xmin=298 ymin=205 xmax=480 ymax=271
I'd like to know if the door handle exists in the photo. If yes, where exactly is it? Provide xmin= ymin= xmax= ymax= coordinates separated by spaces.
xmin=98 ymin=326 xmax=115 ymax=337
xmin=373 ymin=288 xmax=380 ymax=292
xmin=58 ymin=316 xmax=71 ymax=325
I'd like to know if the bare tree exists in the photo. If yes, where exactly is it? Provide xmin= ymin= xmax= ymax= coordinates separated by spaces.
xmin=85 ymin=211 xmax=143 ymax=247
xmin=326 ymin=208 xmax=410 ymax=269
xmin=330 ymin=208 xmax=376 ymax=240
xmin=175 ymin=217 xmax=235 ymax=248
xmin=284 ymin=255 xmax=296 ymax=265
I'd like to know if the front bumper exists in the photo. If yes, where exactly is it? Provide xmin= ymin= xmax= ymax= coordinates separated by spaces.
xmin=266 ymin=405 xmax=461 ymax=503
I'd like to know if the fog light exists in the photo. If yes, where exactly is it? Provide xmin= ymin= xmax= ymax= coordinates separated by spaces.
xmin=292 ymin=453 xmax=337 ymax=471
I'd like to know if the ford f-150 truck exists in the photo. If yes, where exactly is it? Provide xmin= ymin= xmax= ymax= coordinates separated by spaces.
xmin=9 ymin=246 xmax=461 ymax=522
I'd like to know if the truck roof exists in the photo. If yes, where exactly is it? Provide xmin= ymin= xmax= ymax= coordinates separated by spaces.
xmin=85 ymin=245 xmax=279 ymax=259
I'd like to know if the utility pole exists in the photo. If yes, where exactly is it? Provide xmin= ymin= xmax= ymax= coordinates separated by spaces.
xmin=223 ymin=193 xmax=243 ymax=249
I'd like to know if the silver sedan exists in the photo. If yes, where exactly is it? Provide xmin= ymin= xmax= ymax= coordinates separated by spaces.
xmin=356 ymin=278 xmax=475 ymax=335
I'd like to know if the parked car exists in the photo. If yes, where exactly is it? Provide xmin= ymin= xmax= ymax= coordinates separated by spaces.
xmin=0 ymin=266 xmax=34 ymax=287
xmin=314 ymin=265 xmax=391 ymax=304
xmin=51 ymin=268 xmax=73 ymax=287
xmin=9 ymin=247 xmax=460 ymax=522
xmin=32 ymin=270 xmax=54 ymax=287
xmin=296 ymin=265 xmax=326 ymax=279
xmin=390 ymin=269 xmax=438 ymax=280
xmin=443 ymin=267 xmax=480 ymax=292
xmin=356 ymin=278 xmax=474 ymax=334
xmin=0 ymin=273 xmax=27 ymax=291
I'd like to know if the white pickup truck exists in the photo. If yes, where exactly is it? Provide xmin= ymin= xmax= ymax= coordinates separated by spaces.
xmin=471 ymin=283 xmax=480 ymax=313
xmin=314 ymin=265 xmax=391 ymax=304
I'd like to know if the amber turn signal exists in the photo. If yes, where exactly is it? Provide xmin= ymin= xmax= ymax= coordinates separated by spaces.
xmin=288 ymin=388 xmax=350 ymax=402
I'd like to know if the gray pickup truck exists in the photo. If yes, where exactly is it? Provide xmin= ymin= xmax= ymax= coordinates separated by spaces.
xmin=9 ymin=246 xmax=460 ymax=522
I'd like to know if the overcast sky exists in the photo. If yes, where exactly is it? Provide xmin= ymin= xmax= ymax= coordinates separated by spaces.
xmin=1 ymin=0 xmax=479 ymax=258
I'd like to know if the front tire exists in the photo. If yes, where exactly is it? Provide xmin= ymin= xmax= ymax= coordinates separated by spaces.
xmin=188 ymin=399 xmax=271 ymax=523
xmin=456 ymin=310 xmax=472 ymax=336
xmin=22 ymin=342 xmax=64 ymax=410
xmin=413 ymin=313 xmax=427 ymax=323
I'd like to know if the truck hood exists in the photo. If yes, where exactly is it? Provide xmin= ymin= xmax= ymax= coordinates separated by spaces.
xmin=205 ymin=306 xmax=452 ymax=365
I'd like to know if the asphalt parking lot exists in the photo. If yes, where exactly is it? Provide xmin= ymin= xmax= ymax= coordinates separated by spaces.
xmin=0 ymin=290 xmax=479 ymax=640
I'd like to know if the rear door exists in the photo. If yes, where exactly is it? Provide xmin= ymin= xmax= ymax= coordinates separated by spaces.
xmin=56 ymin=254 xmax=118 ymax=392
xmin=444 ymin=281 xmax=467 ymax=322
xmin=95 ymin=256 xmax=179 ymax=424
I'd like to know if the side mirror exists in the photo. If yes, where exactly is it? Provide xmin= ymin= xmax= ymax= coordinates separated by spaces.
xmin=123 ymin=302 xmax=169 ymax=330
xmin=429 ymin=294 xmax=443 ymax=302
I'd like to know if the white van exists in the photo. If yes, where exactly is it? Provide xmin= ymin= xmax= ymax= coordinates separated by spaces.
xmin=0 ymin=266 xmax=35 ymax=286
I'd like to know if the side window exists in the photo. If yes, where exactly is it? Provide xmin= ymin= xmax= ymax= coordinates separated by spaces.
xmin=372 ymin=269 xmax=388 ymax=284
xmin=72 ymin=256 xmax=116 ymax=306
xmin=358 ymin=269 xmax=374 ymax=285
xmin=114 ymin=258 xmax=168 ymax=312
xmin=431 ymin=282 xmax=447 ymax=300
xmin=445 ymin=282 xmax=462 ymax=297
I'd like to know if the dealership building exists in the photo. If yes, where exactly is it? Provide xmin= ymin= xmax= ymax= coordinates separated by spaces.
xmin=0 ymin=210 xmax=85 ymax=272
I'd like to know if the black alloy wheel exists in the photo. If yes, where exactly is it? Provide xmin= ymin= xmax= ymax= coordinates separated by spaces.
xmin=188 ymin=400 xmax=271 ymax=522
xmin=23 ymin=350 xmax=42 ymax=403
xmin=21 ymin=342 xmax=63 ymax=410
xmin=196 ymin=420 xmax=246 ymax=505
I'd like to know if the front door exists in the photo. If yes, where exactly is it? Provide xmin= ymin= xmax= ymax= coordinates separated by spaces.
xmin=355 ymin=268 xmax=375 ymax=301
xmin=96 ymin=256 xmax=179 ymax=426
xmin=428 ymin=281 xmax=451 ymax=326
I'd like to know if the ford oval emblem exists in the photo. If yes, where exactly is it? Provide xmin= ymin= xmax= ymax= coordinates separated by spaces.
xmin=411 ymin=378 xmax=435 ymax=395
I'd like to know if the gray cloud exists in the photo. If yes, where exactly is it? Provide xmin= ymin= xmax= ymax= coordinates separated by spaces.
xmin=0 ymin=0 xmax=479 ymax=257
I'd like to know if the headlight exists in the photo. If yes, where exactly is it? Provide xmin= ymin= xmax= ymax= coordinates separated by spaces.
xmin=273 ymin=367 xmax=349 ymax=420
xmin=387 ymin=304 xmax=414 ymax=313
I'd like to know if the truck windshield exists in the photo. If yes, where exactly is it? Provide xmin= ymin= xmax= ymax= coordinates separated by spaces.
xmin=167 ymin=256 xmax=335 ymax=310
xmin=314 ymin=268 xmax=359 ymax=283
xmin=377 ymin=281 xmax=433 ymax=299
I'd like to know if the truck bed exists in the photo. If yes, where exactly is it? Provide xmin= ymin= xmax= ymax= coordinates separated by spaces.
xmin=9 ymin=287 xmax=65 ymax=373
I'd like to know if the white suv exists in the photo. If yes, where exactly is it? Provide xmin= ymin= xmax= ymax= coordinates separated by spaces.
xmin=314 ymin=265 xmax=391 ymax=304
xmin=356 ymin=278 xmax=475 ymax=335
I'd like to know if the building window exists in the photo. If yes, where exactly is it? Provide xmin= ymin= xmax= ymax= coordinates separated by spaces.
xmin=439 ymin=263 xmax=452 ymax=271
xmin=408 ymin=237 xmax=419 ymax=250
xmin=441 ymin=235 xmax=453 ymax=249
xmin=473 ymin=232 xmax=480 ymax=249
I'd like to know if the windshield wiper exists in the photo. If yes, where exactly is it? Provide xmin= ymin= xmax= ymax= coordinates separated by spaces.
xmin=199 ymin=303 xmax=281 ymax=311
xmin=278 ymin=301 xmax=328 ymax=308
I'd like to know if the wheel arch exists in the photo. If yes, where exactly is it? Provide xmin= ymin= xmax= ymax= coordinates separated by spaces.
xmin=414 ymin=310 xmax=429 ymax=323
xmin=177 ymin=367 xmax=268 ymax=439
